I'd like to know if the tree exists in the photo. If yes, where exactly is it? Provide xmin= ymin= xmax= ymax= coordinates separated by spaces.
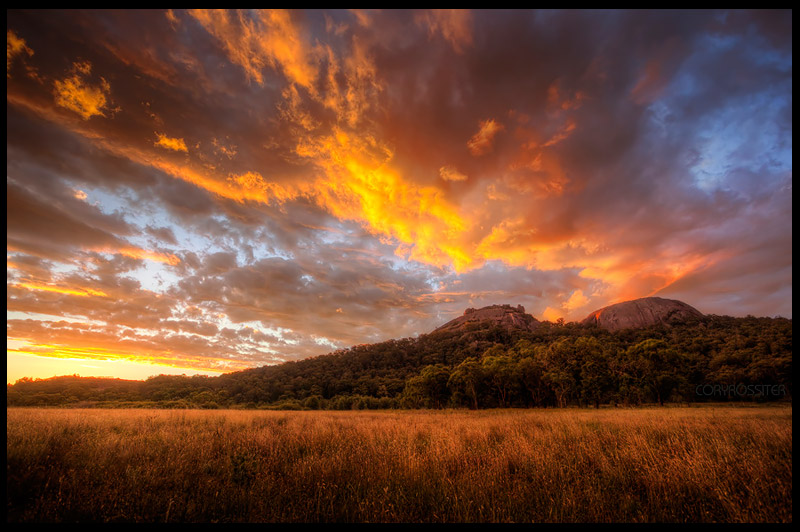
xmin=510 ymin=339 xmax=536 ymax=359
xmin=578 ymin=337 xmax=612 ymax=408
xmin=402 ymin=364 xmax=451 ymax=409
xmin=624 ymin=339 xmax=684 ymax=406
xmin=535 ymin=338 xmax=580 ymax=408
xmin=482 ymin=353 xmax=517 ymax=407
xmin=448 ymin=358 xmax=484 ymax=409
xmin=516 ymin=356 xmax=547 ymax=407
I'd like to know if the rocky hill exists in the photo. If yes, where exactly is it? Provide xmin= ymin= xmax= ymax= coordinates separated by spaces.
xmin=434 ymin=304 xmax=540 ymax=333
xmin=581 ymin=296 xmax=703 ymax=331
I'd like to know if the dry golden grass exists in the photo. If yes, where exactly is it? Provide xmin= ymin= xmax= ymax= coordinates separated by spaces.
xmin=6 ymin=406 xmax=792 ymax=523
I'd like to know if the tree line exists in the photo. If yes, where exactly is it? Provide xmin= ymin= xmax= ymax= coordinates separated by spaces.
xmin=6 ymin=314 xmax=792 ymax=409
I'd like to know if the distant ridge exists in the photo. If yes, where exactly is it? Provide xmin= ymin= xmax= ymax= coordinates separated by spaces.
xmin=434 ymin=304 xmax=540 ymax=333
xmin=582 ymin=296 xmax=703 ymax=331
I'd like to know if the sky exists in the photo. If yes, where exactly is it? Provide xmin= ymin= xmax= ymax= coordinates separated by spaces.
xmin=6 ymin=9 xmax=792 ymax=383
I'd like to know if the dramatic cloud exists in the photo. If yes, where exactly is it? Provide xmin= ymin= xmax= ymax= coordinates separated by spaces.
xmin=6 ymin=9 xmax=792 ymax=382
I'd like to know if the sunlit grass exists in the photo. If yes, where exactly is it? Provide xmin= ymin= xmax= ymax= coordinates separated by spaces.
xmin=6 ymin=406 xmax=792 ymax=522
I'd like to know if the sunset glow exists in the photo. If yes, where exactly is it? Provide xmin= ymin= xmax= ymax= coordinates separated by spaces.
xmin=6 ymin=9 xmax=792 ymax=382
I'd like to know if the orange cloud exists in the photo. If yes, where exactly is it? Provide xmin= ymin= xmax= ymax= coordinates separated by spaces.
xmin=212 ymin=138 xmax=237 ymax=159
xmin=189 ymin=9 xmax=318 ymax=91
xmin=118 ymin=247 xmax=181 ymax=266
xmin=468 ymin=119 xmax=503 ymax=155
xmin=337 ymin=36 xmax=381 ymax=127
xmin=7 ymin=29 xmax=33 ymax=77
xmin=507 ymin=148 xmax=570 ymax=198
xmin=542 ymin=307 xmax=563 ymax=322
xmin=165 ymin=9 xmax=179 ymax=26
xmin=472 ymin=216 xmax=717 ymax=315
xmin=475 ymin=217 xmax=546 ymax=268
xmin=542 ymin=119 xmax=577 ymax=148
xmin=296 ymin=127 xmax=473 ymax=270
xmin=564 ymin=289 xmax=589 ymax=311
xmin=308 ymin=37 xmax=382 ymax=129
xmin=53 ymin=61 xmax=111 ymax=120
xmin=14 ymin=282 xmax=109 ymax=298
xmin=547 ymin=80 xmax=586 ymax=111
xmin=439 ymin=165 xmax=468 ymax=182
xmin=155 ymin=132 xmax=188 ymax=152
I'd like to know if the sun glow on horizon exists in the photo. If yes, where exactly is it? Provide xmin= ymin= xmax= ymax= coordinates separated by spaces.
xmin=6 ymin=350 xmax=234 ymax=384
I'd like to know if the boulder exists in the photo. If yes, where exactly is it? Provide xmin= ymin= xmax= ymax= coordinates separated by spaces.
xmin=582 ymin=296 xmax=703 ymax=331
xmin=434 ymin=304 xmax=539 ymax=333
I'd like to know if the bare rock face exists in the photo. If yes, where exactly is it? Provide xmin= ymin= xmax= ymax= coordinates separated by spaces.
xmin=434 ymin=304 xmax=539 ymax=333
xmin=582 ymin=297 xmax=703 ymax=331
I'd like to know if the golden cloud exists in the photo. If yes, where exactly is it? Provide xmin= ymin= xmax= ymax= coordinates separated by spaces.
xmin=14 ymin=282 xmax=109 ymax=298
xmin=118 ymin=247 xmax=181 ymax=266
xmin=7 ymin=29 xmax=33 ymax=77
xmin=541 ymin=307 xmax=563 ymax=322
xmin=155 ymin=132 xmax=188 ymax=152
xmin=190 ymin=9 xmax=318 ymax=91
xmin=295 ymin=127 xmax=473 ymax=270
xmin=53 ymin=61 xmax=111 ymax=120
xmin=439 ymin=165 xmax=468 ymax=182
xmin=467 ymin=119 xmax=503 ymax=156
xmin=564 ymin=289 xmax=589 ymax=311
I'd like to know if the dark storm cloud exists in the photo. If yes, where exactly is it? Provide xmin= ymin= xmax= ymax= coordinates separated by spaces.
xmin=6 ymin=180 xmax=129 ymax=260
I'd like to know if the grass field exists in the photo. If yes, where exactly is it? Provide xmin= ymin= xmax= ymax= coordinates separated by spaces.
xmin=6 ymin=405 xmax=792 ymax=523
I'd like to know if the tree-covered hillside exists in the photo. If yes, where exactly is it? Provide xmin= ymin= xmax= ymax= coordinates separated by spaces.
xmin=7 ymin=315 xmax=792 ymax=409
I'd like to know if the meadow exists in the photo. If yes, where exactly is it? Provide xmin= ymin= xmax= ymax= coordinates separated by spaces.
xmin=6 ymin=405 xmax=792 ymax=523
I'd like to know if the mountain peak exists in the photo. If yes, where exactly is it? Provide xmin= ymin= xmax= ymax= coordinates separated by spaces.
xmin=434 ymin=304 xmax=539 ymax=333
xmin=582 ymin=296 xmax=703 ymax=331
